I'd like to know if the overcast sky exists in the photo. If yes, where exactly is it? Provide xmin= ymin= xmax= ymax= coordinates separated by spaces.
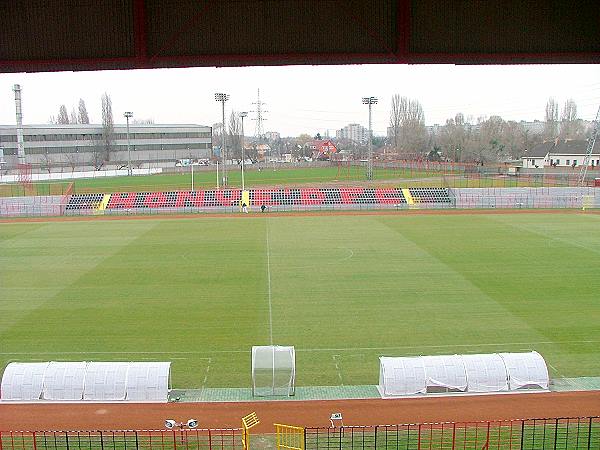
xmin=1 ymin=64 xmax=599 ymax=137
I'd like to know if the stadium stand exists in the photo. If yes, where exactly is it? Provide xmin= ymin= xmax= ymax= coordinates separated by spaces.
xmin=408 ymin=187 xmax=453 ymax=204
xmin=64 ymin=193 xmax=104 ymax=211
xmin=66 ymin=188 xmax=410 ymax=212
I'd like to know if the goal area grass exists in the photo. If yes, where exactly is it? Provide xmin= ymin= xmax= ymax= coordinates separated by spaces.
xmin=1 ymin=212 xmax=599 ymax=388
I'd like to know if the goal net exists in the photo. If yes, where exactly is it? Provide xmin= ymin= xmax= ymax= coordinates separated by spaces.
xmin=251 ymin=345 xmax=295 ymax=397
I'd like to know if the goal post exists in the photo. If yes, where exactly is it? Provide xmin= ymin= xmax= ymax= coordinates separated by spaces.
xmin=252 ymin=345 xmax=295 ymax=397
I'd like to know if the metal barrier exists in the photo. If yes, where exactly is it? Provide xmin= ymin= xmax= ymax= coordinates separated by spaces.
xmin=241 ymin=412 xmax=260 ymax=450
xmin=0 ymin=428 xmax=243 ymax=450
xmin=304 ymin=416 xmax=600 ymax=449
xmin=275 ymin=424 xmax=305 ymax=450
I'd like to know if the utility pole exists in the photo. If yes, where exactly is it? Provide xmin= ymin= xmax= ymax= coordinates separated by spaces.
xmin=239 ymin=111 xmax=248 ymax=191
xmin=215 ymin=93 xmax=230 ymax=186
xmin=252 ymin=89 xmax=267 ymax=140
xmin=362 ymin=97 xmax=378 ymax=180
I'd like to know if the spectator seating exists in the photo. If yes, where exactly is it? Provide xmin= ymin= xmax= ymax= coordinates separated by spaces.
xmin=408 ymin=187 xmax=452 ymax=204
xmin=65 ymin=193 xmax=104 ymax=211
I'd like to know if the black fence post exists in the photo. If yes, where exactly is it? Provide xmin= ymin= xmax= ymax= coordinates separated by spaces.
xmin=520 ymin=420 xmax=525 ymax=449
xmin=588 ymin=417 xmax=592 ymax=450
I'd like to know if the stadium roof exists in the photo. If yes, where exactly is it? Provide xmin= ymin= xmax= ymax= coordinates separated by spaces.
xmin=1 ymin=1 xmax=599 ymax=74
xmin=527 ymin=140 xmax=600 ymax=158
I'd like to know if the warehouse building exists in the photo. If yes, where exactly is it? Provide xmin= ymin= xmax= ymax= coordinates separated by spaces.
xmin=0 ymin=123 xmax=212 ymax=172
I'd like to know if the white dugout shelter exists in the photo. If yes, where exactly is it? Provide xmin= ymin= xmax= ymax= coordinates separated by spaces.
xmin=251 ymin=345 xmax=296 ymax=396
xmin=378 ymin=351 xmax=548 ymax=397
xmin=1 ymin=362 xmax=171 ymax=402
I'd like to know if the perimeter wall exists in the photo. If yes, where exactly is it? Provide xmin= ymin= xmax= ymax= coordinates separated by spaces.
xmin=0 ymin=187 xmax=598 ymax=218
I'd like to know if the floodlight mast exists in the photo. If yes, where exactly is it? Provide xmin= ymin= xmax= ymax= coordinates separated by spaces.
xmin=124 ymin=111 xmax=133 ymax=176
xmin=362 ymin=97 xmax=378 ymax=180
xmin=239 ymin=112 xmax=248 ymax=190
xmin=215 ymin=93 xmax=230 ymax=186
xmin=578 ymin=104 xmax=600 ymax=186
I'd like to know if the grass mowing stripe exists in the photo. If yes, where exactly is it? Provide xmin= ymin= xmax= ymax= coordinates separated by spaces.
xmin=266 ymin=218 xmax=274 ymax=345
xmin=2 ymin=214 xmax=600 ymax=387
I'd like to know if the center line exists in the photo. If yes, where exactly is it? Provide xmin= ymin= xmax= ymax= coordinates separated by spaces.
xmin=266 ymin=219 xmax=273 ymax=345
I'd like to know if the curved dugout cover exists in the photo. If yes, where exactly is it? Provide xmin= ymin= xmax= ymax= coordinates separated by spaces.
xmin=252 ymin=345 xmax=295 ymax=396
xmin=0 ymin=362 xmax=49 ymax=400
xmin=500 ymin=351 xmax=549 ymax=390
xmin=1 ymin=361 xmax=171 ymax=402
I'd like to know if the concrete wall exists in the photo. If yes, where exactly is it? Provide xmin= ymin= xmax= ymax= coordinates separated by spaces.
xmin=0 ymin=195 xmax=64 ymax=217
xmin=451 ymin=187 xmax=599 ymax=209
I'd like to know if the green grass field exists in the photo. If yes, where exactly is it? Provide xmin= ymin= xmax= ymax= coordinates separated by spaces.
xmin=62 ymin=166 xmax=439 ymax=193
xmin=2 ymin=212 xmax=600 ymax=388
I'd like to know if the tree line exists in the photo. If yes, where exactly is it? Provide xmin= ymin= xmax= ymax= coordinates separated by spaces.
xmin=387 ymin=95 xmax=590 ymax=163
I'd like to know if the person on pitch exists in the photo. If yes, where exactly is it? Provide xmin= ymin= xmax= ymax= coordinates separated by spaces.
xmin=242 ymin=202 xmax=248 ymax=214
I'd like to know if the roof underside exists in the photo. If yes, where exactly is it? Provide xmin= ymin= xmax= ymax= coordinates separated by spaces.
xmin=1 ymin=0 xmax=599 ymax=74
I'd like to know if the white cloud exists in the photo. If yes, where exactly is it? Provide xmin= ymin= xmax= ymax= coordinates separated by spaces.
xmin=1 ymin=64 xmax=599 ymax=136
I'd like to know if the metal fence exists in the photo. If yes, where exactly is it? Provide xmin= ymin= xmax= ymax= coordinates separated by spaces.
xmin=304 ymin=417 xmax=600 ymax=450
xmin=0 ymin=428 xmax=243 ymax=450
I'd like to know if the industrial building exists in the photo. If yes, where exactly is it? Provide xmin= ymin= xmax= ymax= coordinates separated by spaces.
xmin=0 ymin=123 xmax=212 ymax=172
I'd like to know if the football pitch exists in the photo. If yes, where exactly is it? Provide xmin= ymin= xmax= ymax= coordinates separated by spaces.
xmin=1 ymin=212 xmax=600 ymax=388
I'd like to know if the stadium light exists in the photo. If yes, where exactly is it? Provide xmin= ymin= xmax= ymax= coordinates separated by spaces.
xmin=361 ymin=97 xmax=377 ymax=180
xmin=215 ymin=93 xmax=230 ymax=186
xmin=239 ymin=111 xmax=248 ymax=190
xmin=124 ymin=111 xmax=133 ymax=176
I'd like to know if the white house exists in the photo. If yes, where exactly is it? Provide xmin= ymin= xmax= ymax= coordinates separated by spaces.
xmin=522 ymin=139 xmax=600 ymax=169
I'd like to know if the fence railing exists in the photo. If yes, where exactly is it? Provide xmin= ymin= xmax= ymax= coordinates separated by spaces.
xmin=304 ymin=416 xmax=600 ymax=450
xmin=0 ymin=428 xmax=243 ymax=450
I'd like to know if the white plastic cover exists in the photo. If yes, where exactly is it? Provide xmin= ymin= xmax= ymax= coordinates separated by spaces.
xmin=500 ymin=351 xmax=549 ymax=390
xmin=125 ymin=362 xmax=171 ymax=401
xmin=0 ymin=362 xmax=49 ymax=400
xmin=252 ymin=345 xmax=296 ymax=396
xmin=462 ymin=354 xmax=509 ymax=392
xmin=379 ymin=356 xmax=427 ymax=396
xmin=422 ymin=355 xmax=468 ymax=391
xmin=43 ymin=362 xmax=87 ymax=400
xmin=83 ymin=362 xmax=130 ymax=400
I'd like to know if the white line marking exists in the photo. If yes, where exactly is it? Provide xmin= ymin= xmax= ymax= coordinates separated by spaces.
xmin=266 ymin=218 xmax=273 ymax=345
xmin=339 ymin=247 xmax=354 ymax=262
xmin=332 ymin=354 xmax=344 ymax=386
xmin=1 ymin=339 xmax=598 ymax=355
xmin=201 ymin=357 xmax=212 ymax=391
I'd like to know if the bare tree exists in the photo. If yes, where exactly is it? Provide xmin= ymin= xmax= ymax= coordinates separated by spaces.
xmin=57 ymin=105 xmax=69 ymax=124
xmin=48 ymin=115 xmax=57 ymax=124
xmin=389 ymin=95 xmax=402 ymax=149
xmin=544 ymin=98 xmax=559 ymax=139
xmin=70 ymin=107 xmax=78 ymax=125
xmin=560 ymin=99 xmax=583 ymax=139
xmin=78 ymin=99 xmax=90 ymax=124
xmin=228 ymin=110 xmax=242 ymax=160
xmin=440 ymin=113 xmax=470 ymax=162
xmin=40 ymin=149 xmax=53 ymax=174
xmin=389 ymin=95 xmax=427 ymax=156
xmin=89 ymin=135 xmax=105 ymax=170
xmin=65 ymin=151 xmax=81 ymax=173
xmin=101 ymin=92 xmax=114 ymax=162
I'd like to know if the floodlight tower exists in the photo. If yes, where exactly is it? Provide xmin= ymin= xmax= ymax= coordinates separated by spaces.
xmin=13 ymin=84 xmax=25 ymax=164
xmin=578 ymin=104 xmax=600 ymax=186
xmin=362 ymin=97 xmax=378 ymax=180
xmin=215 ymin=93 xmax=230 ymax=186
xmin=124 ymin=111 xmax=133 ymax=176
xmin=239 ymin=111 xmax=248 ymax=190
